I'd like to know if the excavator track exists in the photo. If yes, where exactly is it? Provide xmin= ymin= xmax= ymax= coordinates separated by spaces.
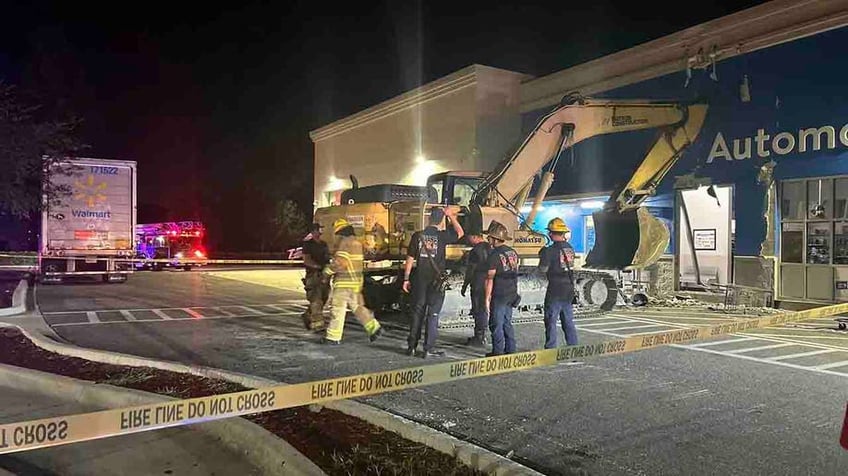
xmin=436 ymin=267 xmax=620 ymax=328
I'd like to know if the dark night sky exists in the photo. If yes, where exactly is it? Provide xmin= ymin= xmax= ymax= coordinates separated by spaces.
xmin=1 ymin=0 xmax=765 ymax=250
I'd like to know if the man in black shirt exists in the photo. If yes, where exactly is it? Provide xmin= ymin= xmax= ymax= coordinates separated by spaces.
xmin=301 ymin=223 xmax=331 ymax=330
xmin=461 ymin=231 xmax=491 ymax=347
xmin=538 ymin=217 xmax=578 ymax=348
xmin=403 ymin=206 xmax=464 ymax=358
xmin=484 ymin=220 xmax=519 ymax=356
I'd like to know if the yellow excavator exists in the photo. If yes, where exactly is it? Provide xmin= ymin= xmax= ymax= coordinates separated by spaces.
xmin=313 ymin=93 xmax=708 ymax=321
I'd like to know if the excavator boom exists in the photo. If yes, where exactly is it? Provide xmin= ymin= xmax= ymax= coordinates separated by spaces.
xmin=474 ymin=95 xmax=708 ymax=270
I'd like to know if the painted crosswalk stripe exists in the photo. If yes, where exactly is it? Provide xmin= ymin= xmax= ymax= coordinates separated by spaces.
xmin=152 ymin=309 xmax=173 ymax=320
xmin=672 ymin=344 xmax=848 ymax=378
xmin=237 ymin=306 xmax=264 ymax=315
xmin=725 ymin=343 xmax=796 ymax=354
xmin=688 ymin=337 xmax=756 ymax=348
xmin=86 ymin=311 xmax=100 ymax=323
xmin=766 ymin=349 xmax=837 ymax=361
xmin=813 ymin=360 xmax=848 ymax=370
xmin=578 ymin=320 xmax=633 ymax=328
xmin=119 ymin=310 xmax=137 ymax=321
xmin=602 ymin=324 xmax=669 ymax=332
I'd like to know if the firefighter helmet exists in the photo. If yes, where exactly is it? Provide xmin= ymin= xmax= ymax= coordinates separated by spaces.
xmin=547 ymin=217 xmax=570 ymax=233
xmin=485 ymin=220 xmax=510 ymax=242
xmin=333 ymin=218 xmax=351 ymax=234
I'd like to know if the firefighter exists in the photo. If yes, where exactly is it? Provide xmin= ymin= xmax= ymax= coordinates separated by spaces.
xmin=538 ymin=217 xmax=578 ymax=348
xmin=402 ymin=206 xmax=464 ymax=358
xmin=301 ymin=223 xmax=330 ymax=330
xmin=460 ymin=230 xmax=491 ymax=347
xmin=322 ymin=218 xmax=383 ymax=344
xmin=484 ymin=220 xmax=520 ymax=356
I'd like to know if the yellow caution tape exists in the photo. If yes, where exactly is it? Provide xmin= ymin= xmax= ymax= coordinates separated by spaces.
xmin=1 ymin=302 xmax=847 ymax=454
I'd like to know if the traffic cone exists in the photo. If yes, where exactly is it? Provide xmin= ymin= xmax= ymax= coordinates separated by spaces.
xmin=841 ymin=402 xmax=848 ymax=450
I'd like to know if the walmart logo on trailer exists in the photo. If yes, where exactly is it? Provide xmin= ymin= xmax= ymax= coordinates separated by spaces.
xmin=71 ymin=209 xmax=112 ymax=219
xmin=707 ymin=124 xmax=848 ymax=163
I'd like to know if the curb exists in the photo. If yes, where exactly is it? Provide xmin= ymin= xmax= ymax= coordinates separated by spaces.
xmin=0 ymin=280 xmax=27 ymax=317
xmin=0 ymin=362 xmax=325 ymax=476
xmin=7 ymin=324 xmax=543 ymax=476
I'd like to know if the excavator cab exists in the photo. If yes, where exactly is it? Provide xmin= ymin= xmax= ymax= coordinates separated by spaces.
xmin=585 ymin=206 xmax=670 ymax=269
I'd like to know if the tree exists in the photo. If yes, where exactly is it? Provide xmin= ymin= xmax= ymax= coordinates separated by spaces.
xmin=269 ymin=199 xmax=308 ymax=251
xmin=0 ymin=82 xmax=84 ymax=217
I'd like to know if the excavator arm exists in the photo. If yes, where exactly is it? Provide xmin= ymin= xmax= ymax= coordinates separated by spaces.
xmin=475 ymin=96 xmax=707 ymax=209
xmin=473 ymin=94 xmax=708 ymax=270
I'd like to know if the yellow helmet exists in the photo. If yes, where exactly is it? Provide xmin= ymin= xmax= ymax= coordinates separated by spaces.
xmin=333 ymin=218 xmax=351 ymax=234
xmin=547 ymin=217 xmax=570 ymax=233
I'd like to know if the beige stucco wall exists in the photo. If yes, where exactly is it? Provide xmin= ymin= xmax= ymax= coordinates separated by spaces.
xmin=311 ymin=65 xmax=530 ymax=209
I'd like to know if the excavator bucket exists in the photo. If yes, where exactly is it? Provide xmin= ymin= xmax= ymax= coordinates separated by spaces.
xmin=585 ymin=207 xmax=670 ymax=269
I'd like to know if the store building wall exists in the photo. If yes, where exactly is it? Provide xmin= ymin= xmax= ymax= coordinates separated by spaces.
xmin=310 ymin=65 xmax=530 ymax=208
xmin=524 ymin=25 xmax=848 ymax=301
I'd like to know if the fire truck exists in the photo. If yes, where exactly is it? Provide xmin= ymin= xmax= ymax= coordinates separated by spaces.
xmin=134 ymin=221 xmax=208 ymax=271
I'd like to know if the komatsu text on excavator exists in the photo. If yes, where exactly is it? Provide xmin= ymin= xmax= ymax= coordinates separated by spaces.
xmin=314 ymin=93 xmax=708 ymax=324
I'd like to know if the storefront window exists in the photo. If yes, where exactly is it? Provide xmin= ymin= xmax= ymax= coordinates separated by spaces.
xmin=807 ymin=179 xmax=832 ymax=219
xmin=781 ymin=181 xmax=805 ymax=220
xmin=835 ymin=179 xmax=848 ymax=219
xmin=781 ymin=222 xmax=803 ymax=263
xmin=835 ymin=222 xmax=848 ymax=264
xmin=806 ymin=222 xmax=831 ymax=264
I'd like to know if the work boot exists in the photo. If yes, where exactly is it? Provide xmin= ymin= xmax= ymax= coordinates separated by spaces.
xmin=322 ymin=338 xmax=341 ymax=346
xmin=406 ymin=347 xmax=417 ymax=357
xmin=465 ymin=335 xmax=486 ymax=347
xmin=369 ymin=327 xmax=384 ymax=343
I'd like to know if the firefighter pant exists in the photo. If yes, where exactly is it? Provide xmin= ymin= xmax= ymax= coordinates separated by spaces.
xmin=303 ymin=269 xmax=330 ymax=329
xmin=544 ymin=298 xmax=578 ymax=348
xmin=407 ymin=276 xmax=445 ymax=352
xmin=489 ymin=300 xmax=516 ymax=356
xmin=470 ymin=280 xmax=488 ymax=340
xmin=325 ymin=287 xmax=381 ymax=342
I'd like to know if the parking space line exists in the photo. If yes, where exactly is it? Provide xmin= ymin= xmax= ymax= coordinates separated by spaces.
xmin=578 ymin=328 xmax=628 ymax=337
xmin=737 ymin=332 xmax=848 ymax=341
xmin=688 ymin=337 xmax=757 ymax=348
xmin=734 ymin=333 xmax=848 ymax=350
xmin=86 ymin=311 xmax=100 ymax=323
xmin=767 ymin=349 xmax=837 ymax=361
xmin=578 ymin=320 xmax=634 ymax=328
xmin=725 ymin=343 xmax=796 ymax=354
xmin=616 ymin=315 xmax=695 ymax=329
xmin=611 ymin=313 xmax=732 ymax=321
xmin=576 ymin=316 xmax=629 ymax=322
xmin=152 ymin=309 xmax=173 ymax=320
xmin=237 ymin=306 xmax=264 ymax=315
xmin=41 ymin=300 xmax=310 ymax=315
xmin=671 ymin=344 xmax=848 ymax=378
xmin=813 ymin=360 xmax=848 ymax=370
xmin=602 ymin=324 xmax=670 ymax=332
xmin=119 ymin=310 xmax=136 ymax=321
xmin=215 ymin=307 xmax=236 ymax=317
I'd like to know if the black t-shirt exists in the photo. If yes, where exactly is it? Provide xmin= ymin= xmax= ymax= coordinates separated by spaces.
xmin=302 ymin=239 xmax=330 ymax=269
xmin=465 ymin=241 xmax=491 ymax=283
xmin=538 ymin=241 xmax=575 ymax=301
xmin=408 ymin=226 xmax=458 ymax=277
xmin=487 ymin=244 xmax=519 ymax=302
